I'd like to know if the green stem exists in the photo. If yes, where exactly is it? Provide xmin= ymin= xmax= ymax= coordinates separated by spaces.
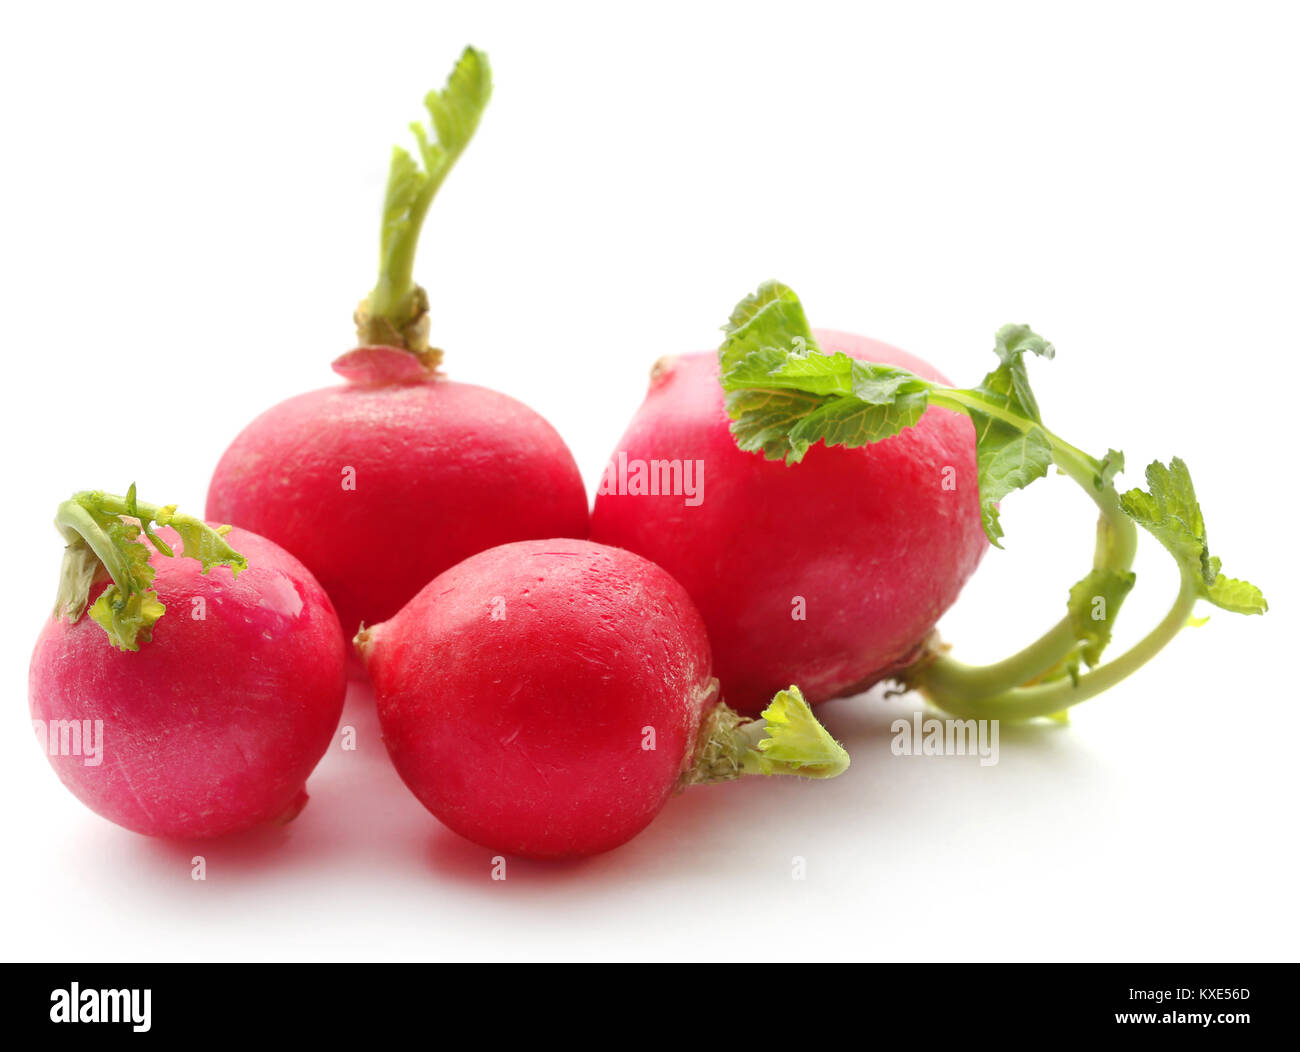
xmin=353 ymin=46 xmax=491 ymax=366
xmin=55 ymin=500 xmax=135 ymax=600
xmin=914 ymin=392 xmax=1139 ymax=697
xmin=917 ymin=573 xmax=1199 ymax=721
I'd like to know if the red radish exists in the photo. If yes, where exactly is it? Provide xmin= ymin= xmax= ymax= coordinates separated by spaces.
xmin=206 ymin=48 xmax=587 ymax=642
xmin=29 ymin=488 xmax=347 ymax=838
xmin=591 ymin=331 xmax=986 ymax=713
xmin=645 ymin=282 xmax=1266 ymax=725
xmin=357 ymin=538 xmax=849 ymax=859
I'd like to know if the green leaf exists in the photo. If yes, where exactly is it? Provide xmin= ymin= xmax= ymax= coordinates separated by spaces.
xmin=1205 ymin=568 xmax=1268 ymax=615
xmin=1068 ymin=567 xmax=1137 ymax=667
xmin=53 ymin=488 xmax=248 ymax=651
xmin=88 ymin=586 xmax=166 ymax=651
xmin=1119 ymin=458 xmax=1267 ymax=615
xmin=991 ymin=323 xmax=1055 ymax=423
xmin=719 ymin=280 xmax=820 ymax=374
xmin=155 ymin=507 xmax=247 ymax=576
xmin=1095 ymin=448 xmax=1125 ymax=489
xmin=745 ymin=686 xmax=850 ymax=778
xmin=421 ymin=45 xmax=492 ymax=172
xmin=718 ymin=283 xmax=932 ymax=464
xmin=724 ymin=387 xmax=828 ymax=462
xmin=969 ymin=425 xmax=1053 ymax=547
xmin=788 ymin=386 xmax=929 ymax=456
xmin=954 ymin=324 xmax=1059 ymax=546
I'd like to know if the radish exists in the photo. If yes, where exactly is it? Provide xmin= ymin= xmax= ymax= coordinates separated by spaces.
xmin=592 ymin=312 xmax=987 ymax=713
xmin=206 ymin=47 xmax=587 ymax=642
xmin=615 ymin=281 xmax=1265 ymax=721
xmin=356 ymin=538 xmax=849 ymax=858
xmin=29 ymin=487 xmax=347 ymax=837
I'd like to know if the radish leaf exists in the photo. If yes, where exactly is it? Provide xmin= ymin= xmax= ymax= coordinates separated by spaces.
xmin=1067 ymin=567 xmax=1137 ymax=668
xmin=1119 ymin=458 xmax=1267 ymax=615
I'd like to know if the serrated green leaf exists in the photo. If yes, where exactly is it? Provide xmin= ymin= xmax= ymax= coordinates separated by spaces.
xmin=987 ymin=323 xmax=1055 ymax=423
xmin=1119 ymin=457 xmax=1267 ymax=615
xmin=956 ymin=323 xmax=1059 ymax=546
xmin=88 ymin=586 xmax=166 ymax=651
xmin=993 ymin=323 xmax=1057 ymax=365
xmin=1068 ymin=567 xmax=1137 ymax=667
xmin=719 ymin=281 xmax=820 ymax=374
xmin=970 ymin=423 xmax=1053 ymax=546
xmin=1205 ymin=573 xmax=1268 ymax=615
xmin=724 ymin=344 xmax=852 ymax=396
xmin=718 ymin=284 xmax=932 ymax=464
xmin=787 ymin=388 xmax=929 ymax=457
xmin=725 ymin=386 xmax=826 ymax=462
xmin=746 ymin=686 xmax=850 ymax=778
xmin=155 ymin=507 xmax=247 ymax=576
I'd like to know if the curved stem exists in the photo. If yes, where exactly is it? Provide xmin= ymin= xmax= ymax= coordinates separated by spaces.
xmin=55 ymin=500 xmax=135 ymax=597
xmin=920 ymin=573 xmax=1199 ymax=721
xmin=917 ymin=395 xmax=1140 ymax=697
xmin=915 ymin=617 xmax=1079 ymax=698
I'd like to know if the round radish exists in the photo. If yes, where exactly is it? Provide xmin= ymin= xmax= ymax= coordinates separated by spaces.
xmin=208 ymin=357 xmax=589 ymax=639
xmin=29 ymin=489 xmax=347 ymax=838
xmin=648 ymin=281 xmax=1266 ymax=725
xmin=206 ymin=48 xmax=587 ymax=642
xmin=357 ymin=538 xmax=848 ymax=859
xmin=591 ymin=331 xmax=986 ymax=713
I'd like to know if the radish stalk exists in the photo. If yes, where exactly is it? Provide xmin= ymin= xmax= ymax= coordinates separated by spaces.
xmin=682 ymin=686 xmax=850 ymax=785
xmin=353 ymin=46 xmax=491 ymax=364
xmin=717 ymin=281 xmax=1267 ymax=721
xmin=207 ymin=47 xmax=588 ymax=643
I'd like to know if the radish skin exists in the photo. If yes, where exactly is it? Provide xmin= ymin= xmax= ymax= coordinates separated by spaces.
xmin=29 ymin=522 xmax=347 ymax=838
xmin=359 ymin=538 xmax=849 ymax=858
xmin=205 ymin=49 xmax=588 ymax=641
xmin=359 ymin=539 xmax=715 ymax=858
xmin=592 ymin=329 xmax=987 ymax=713
xmin=207 ymin=353 xmax=589 ymax=639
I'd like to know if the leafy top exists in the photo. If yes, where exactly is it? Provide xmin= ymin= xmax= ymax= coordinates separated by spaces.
xmin=746 ymin=685 xmax=851 ymax=778
xmin=1119 ymin=458 xmax=1267 ymax=614
xmin=358 ymin=46 xmax=492 ymax=361
xmin=54 ymin=486 xmax=246 ymax=651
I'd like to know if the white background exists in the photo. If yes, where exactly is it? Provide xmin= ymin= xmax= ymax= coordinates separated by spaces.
xmin=2 ymin=1 xmax=1296 ymax=962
